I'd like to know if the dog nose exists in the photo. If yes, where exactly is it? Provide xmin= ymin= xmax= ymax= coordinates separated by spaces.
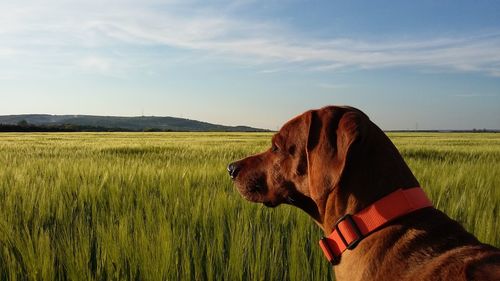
xmin=227 ymin=162 xmax=241 ymax=179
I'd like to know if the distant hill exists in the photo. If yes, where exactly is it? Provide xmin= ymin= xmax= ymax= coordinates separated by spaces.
xmin=0 ymin=114 xmax=269 ymax=132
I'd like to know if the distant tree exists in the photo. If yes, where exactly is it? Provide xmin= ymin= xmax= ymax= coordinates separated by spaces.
xmin=17 ymin=120 xmax=29 ymax=127
xmin=144 ymin=127 xmax=161 ymax=132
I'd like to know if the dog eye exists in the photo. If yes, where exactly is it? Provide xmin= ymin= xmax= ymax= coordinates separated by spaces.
xmin=271 ymin=144 xmax=279 ymax=152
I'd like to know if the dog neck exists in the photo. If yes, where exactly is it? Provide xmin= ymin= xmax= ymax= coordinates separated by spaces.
xmin=320 ymin=125 xmax=420 ymax=235
xmin=317 ymin=127 xmax=422 ymax=279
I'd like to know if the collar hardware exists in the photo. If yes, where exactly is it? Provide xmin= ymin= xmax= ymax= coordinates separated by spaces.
xmin=335 ymin=214 xmax=363 ymax=250
xmin=319 ymin=187 xmax=433 ymax=266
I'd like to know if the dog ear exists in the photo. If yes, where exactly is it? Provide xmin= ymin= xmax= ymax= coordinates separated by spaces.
xmin=305 ymin=107 xmax=364 ymax=200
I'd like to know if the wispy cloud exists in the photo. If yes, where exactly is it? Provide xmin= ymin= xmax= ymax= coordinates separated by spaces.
xmin=0 ymin=48 xmax=20 ymax=57
xmin=1 ymin=0 xmax=500 ymax=77
xmin=77 ymin=56 xmax=112 ymax=73
xmin=259 ymin=69 xmax=284 ymax=74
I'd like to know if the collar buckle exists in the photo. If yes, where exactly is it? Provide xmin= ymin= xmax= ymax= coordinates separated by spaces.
xmin=335 ymin=214 xmax=363 ymax=250
xmin=319 ymin=188 xmax=433 ymax=266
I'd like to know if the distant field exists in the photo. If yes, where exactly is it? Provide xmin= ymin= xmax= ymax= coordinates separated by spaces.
xmin=0 ymin=132 xmax=498 ymax=281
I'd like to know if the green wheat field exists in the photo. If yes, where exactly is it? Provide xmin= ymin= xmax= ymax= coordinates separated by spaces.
xmin=0 ymin=132 xmax=499 ymax=281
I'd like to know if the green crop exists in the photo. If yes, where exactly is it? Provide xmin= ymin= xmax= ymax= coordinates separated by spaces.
xmin=0 ymin=132 xmax=498 ymax=281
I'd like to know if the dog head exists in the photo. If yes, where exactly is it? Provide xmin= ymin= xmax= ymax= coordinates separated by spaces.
xmin=228 ymin=106 xmax=367 ymax=221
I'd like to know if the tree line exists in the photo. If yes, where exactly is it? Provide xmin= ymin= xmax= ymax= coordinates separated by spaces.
xmin=0 ymin=120 xmax=132 ymax=132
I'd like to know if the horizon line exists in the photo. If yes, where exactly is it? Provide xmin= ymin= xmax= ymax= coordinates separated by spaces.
xmin=1 ymin=113 xmax=499 ymax=132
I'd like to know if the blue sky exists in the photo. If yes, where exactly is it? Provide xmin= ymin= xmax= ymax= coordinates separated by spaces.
xmin=1 ymin=0 xmax=499 ymax=130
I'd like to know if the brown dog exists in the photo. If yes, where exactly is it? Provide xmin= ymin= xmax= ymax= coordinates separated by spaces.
xmin=228 ymin=106 xmax=500 ymax=281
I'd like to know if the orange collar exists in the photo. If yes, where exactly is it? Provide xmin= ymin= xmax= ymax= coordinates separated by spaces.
xmin=319 ymin=187 xmax=433 ymax=265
